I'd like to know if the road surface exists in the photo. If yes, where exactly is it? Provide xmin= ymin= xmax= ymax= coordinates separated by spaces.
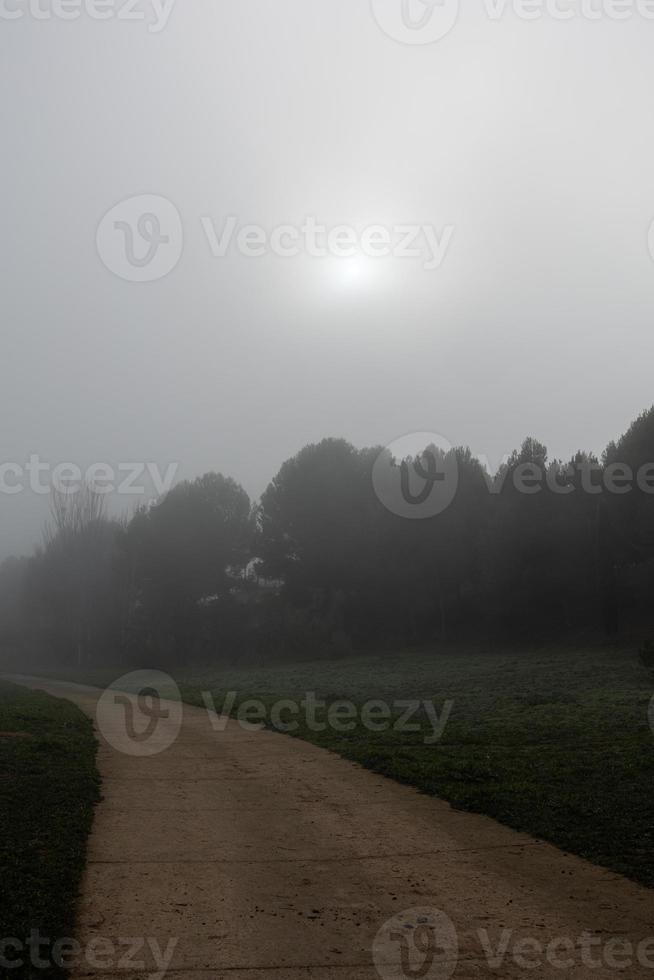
xmin=11 ymin=676 xmax=654 ymax=979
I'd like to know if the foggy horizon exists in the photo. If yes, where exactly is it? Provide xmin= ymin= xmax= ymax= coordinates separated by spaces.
xmin=1 ymin=410 xmax=651 ymax=562
xmin=4 ymin=2 xmax=654 ymax=560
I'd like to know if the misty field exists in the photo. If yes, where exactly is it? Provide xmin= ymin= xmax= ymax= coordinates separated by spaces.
xmin=0 ymin=682 xmax=99 ymax=977
xmin=176 ymin=646 xmax=654 ymax=889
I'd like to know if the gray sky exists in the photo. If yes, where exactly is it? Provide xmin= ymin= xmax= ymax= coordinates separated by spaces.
xmin=2 ymin=0 xmax=654 ymax=559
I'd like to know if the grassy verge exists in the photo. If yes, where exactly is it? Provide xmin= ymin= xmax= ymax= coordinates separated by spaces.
xmin=177 ymin=646 xmax=654 ymax=889
xmin=0 ymin=681 xmax=100 ymax=979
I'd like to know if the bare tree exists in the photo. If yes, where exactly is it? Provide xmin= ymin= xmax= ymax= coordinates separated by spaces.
xmin=39 ymin=483 xmax=118 ymax=665
xmin=43 ymin=483 xmax=107 ymax=547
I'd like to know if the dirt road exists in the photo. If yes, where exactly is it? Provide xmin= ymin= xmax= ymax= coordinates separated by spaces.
xmin=13 ymin=677 xmax=654 ymax=979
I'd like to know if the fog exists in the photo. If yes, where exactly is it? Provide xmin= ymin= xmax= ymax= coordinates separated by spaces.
xmin=3 ymin=0 xmax=654 ymax=559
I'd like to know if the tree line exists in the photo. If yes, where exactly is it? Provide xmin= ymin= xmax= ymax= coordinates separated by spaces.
xmin=1 ymin=407 xmax=654 ymax=669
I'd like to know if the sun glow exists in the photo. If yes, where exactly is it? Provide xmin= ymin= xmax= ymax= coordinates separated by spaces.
xmin=329 ymin=254 xmax=381 ymax=291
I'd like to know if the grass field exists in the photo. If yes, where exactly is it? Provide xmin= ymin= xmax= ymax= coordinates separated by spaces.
xmin=174 ymin=646 xmax=654 ymax=889
xmin=0 ymin=682 xmax=100 ymax=979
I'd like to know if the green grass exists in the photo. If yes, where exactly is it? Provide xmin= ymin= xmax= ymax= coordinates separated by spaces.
xmin=0 ymin=682 xmax=100 ymax=979
xmin=175 ymin=646 xmax=654 ymax=888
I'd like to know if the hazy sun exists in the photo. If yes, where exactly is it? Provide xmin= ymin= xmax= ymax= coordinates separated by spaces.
xmin=330 ymin=254 xmax=380 ymax=290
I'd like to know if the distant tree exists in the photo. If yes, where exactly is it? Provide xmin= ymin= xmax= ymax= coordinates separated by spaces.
xmin=5 ymin=408 xmax=654 ymax=669
xmin=257 ymin=438 xmax=490 ymax=646
xmin=0 ymin=556 xmax=29 ymax=664
xmin=27 ymin=485 xmax=126 ymax=664
xmin=128 ymin=473 xmax=252 ymax=661
xmin=601 ymin=406 xmax=654 ymax=633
